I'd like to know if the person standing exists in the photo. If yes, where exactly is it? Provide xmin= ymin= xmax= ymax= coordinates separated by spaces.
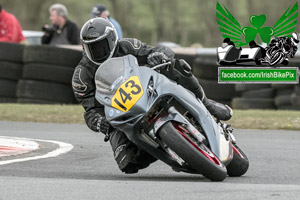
xmin=42 ymin=4 xmax=80 ymax=45
xmin=0 ymin=4 xmax=27 ymax=44
xmin=90 ymin=4 xmax=123 ymax=39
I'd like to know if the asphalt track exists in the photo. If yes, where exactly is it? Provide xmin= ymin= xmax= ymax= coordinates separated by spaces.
xmin=0 ymin=121 xmax=300 ymax=200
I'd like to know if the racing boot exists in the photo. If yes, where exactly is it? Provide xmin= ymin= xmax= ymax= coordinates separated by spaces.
xmin=202 ymin=96 xmax=233 ymax=121
xmin=167 ymin=59 xmax=233 ymax=121
xmin=109 ymin=130 xmax=156 ymax=174
xmin=191 ymin=83 xmax=232 ymax=121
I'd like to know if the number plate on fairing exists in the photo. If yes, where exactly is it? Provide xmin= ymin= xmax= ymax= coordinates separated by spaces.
xmin=112 ymin=76 xmax=144 ymax=112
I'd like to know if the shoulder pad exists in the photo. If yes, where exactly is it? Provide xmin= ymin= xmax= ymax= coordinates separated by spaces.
xmin=120 ymin=38 xmax=142 ymax=50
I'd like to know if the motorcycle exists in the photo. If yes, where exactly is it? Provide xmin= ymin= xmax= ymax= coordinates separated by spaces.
xmin=95 ymin=55 xmax=249 ymax=181
xmin=264 ymin=37 xmax=298 ymax=66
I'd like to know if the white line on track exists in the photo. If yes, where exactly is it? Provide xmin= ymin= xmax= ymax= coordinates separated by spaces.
xmin=0 ymin=136 xmax=73 ymax=166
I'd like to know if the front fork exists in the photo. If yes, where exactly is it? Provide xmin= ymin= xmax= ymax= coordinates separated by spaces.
xmin=217 ymin=120 xmax=236 ymax=144
xmin=156 ymin=106 xmax=207 ymax=167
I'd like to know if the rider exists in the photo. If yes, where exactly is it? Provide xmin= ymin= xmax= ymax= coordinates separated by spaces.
xmin=72 ymin=17 xmax=232 ymax=174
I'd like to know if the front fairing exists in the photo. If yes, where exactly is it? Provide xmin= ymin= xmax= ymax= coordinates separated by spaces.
xmin=95 ymin=55 xmax=162 ymax=137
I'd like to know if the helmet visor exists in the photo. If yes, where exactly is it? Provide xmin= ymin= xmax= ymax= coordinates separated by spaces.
xmin=87 ymin=38 xmax=110 ymax=63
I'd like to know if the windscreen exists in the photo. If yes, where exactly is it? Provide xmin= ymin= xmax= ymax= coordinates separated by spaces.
xmin=95 ymin=57 xmax=125 ymax=94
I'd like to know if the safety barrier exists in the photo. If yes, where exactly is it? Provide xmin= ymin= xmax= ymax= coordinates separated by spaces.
xmin=0 ymin=42 xmax=299 ymax=110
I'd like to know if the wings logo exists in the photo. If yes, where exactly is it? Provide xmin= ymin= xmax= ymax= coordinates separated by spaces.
xmin=216 ymin=2 xmax=300 ymax=66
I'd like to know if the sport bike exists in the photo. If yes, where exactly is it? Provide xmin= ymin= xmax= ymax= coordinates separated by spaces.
xmin=95 ymin=55 xmax=249 ymax=181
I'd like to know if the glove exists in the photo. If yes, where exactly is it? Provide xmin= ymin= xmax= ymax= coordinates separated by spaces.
xmin=96 ymin=116 xmax=111 ymax=134
xmin=147 ymin=52 xmax=170 ymax=67
xmin=87 ymin=114 xmax=111 ymax=134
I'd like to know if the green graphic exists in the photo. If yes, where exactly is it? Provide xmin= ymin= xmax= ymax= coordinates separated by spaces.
xmin=216 ymin=2 xmax=298 ymax=47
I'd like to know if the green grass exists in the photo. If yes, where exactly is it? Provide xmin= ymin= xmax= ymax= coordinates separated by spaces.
xmin=0 ymin=104 xmax=300 ymax=130
xmin=0 ymin=104 xmax=85 ymax=124
xmin=230 ymin=109 xmax=300 ymax=130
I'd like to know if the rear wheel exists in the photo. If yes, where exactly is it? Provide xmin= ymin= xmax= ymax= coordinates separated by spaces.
xmin=226 ymin=144 xmax=249 ymax=177
xmin=158 ymin=122 xmax=227 ymax=181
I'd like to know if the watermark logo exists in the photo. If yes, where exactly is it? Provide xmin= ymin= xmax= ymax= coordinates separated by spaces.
xmin=216 ymin=2 xmax=299 ymax=66
xmin=216 ymin=2 xmax=298 ymax=47
xmin=216 ymin=2 xmax=299 ymax=83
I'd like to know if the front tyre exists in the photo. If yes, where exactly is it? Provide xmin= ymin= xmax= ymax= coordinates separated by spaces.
xmin=226 ymin=144 xmax=249 ymax=177
xmin=158 ymin=122 xmax=227 ymax=181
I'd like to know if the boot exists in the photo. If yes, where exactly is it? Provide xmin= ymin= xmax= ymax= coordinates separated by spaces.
xmin=202 ymin=97 xmax=233 ymax=121
xmin=189 ymin=78 xmax=233 ymax=121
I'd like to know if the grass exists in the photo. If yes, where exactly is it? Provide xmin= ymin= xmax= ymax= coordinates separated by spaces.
xmin=0 ymin=104 xmax=300 ymax=130
xmin=0 ymin=104 xmax=85 ymax=124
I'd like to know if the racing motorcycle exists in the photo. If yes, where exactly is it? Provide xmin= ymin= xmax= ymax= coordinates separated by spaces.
xmin=263 ymin=35 xmax=299 ymax=66
xmin=95 ymin=55 xmax=249 ymax=181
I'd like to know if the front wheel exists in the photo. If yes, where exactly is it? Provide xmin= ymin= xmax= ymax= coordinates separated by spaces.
xmin=158 ymin=122 xmax=227 ymax=181
xmin=269 ymin=52 xmax=284 ymax=66
xmin=226 ymin=144 xmax=249 ymax=177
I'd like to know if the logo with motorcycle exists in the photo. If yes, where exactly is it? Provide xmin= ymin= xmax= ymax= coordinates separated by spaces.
xmin=216 ymin=2 xmax=299 ymax=66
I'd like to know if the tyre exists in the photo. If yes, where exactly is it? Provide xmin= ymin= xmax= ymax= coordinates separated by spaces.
xmin=241 ymin=88 xmax=275 ymax=99
xmin=235 ymin=84 xmax=271 ymax=92
xmin=0 ymin=97 xmax=17 ymax=103
xmin=0 ymin=61 xmax=23 ymax=80
xmin=198 ymin=79 xmax=237 ymax=100
xmin=232 ymin=98 xmax=275 ymax=109
xmin=23 ymin=45 xmax=82 ymax=67
xmin=0 ymin=79 xmax=18 ymax=98
xmin=158 ymin=122 xmax=227 ymax=181
xmin=226 ymin=144 xmax=249 ymax=177
xmin=0 ymin=42 xmax=24 ymax=63
xmin=271 ymin=84 xmax=295 ymax=90
xmin=22 ymin=63 xmax=75 ymax=84
xmin=274 ymin=95 xmax=292 ymax=107
xmin=276 ymin=88 xmax=294 ymax=96
xmin=295 ymin=86 xmax=300 ymax=96
xmin=17 ymin=80 xmax=76 ymax=103
xmin=269 ymin=52 xmax=284 ymax=66
xmin=291 ymin=93 xmax=300 ymax=107
xmin=193 ymin=57 xmax=218 ymax=80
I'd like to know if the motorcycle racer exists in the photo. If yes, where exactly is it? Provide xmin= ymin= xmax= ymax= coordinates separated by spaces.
xmin=72 ymin=17 xmax=232 ymax=173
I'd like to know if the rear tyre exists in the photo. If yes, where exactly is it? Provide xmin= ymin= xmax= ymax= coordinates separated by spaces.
xmin=226 ymin=144 xmax=249 ymax=177
xmin=158 ymin=122 xmax=227 ymax=181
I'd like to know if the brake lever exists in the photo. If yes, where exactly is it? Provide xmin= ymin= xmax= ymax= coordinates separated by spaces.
xmin=151 ymin=61 xmax=172 ymax=70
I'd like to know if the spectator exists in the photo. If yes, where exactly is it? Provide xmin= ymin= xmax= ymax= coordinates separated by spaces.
xmin=90 ymin=4 xmax=123 ymax=39
xmin=42 ymin=4 xmax=80 ymax=45
xmin=0 ymin=4 xmax=27 ymax=44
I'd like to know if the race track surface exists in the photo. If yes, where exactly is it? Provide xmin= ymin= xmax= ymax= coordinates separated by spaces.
xmin=0 ymin=121 xmax=299 ymax=200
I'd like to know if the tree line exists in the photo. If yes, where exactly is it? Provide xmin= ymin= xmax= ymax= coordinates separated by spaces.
xmin=2 ymin=0 xmax=299 ymax=47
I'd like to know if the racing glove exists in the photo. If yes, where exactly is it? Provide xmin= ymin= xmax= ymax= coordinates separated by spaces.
xmin=96 ymin=116 xmax=111 ymax=134
xmin=147 ymin=52 xmax=170 ymax=67
xmin=85 ymin=113 xmax=111 ymax=134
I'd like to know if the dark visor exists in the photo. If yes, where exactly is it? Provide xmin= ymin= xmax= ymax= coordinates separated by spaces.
xmin=88 ymin=39 xmax=110 ymax=62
